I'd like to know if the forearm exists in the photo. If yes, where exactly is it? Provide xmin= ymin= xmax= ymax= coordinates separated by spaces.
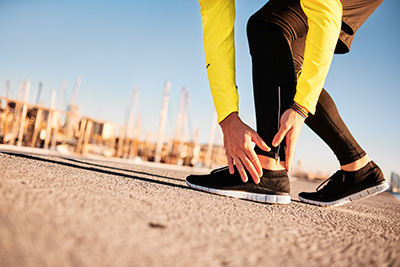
xmin=199 ymin=0 xmax=238 ymax=123
xmin=294 ymin=0 xmax=342 ymax=114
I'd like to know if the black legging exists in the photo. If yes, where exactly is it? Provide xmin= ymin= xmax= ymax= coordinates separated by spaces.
xmin=247 ymin=0 xmax=366 ymax=166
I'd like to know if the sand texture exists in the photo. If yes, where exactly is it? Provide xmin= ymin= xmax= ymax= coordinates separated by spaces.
xmin=0 ymin=149 xmax=399 ymax=267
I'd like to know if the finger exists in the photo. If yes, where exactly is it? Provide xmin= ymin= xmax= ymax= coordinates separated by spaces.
xmin=227 ymin=156 xmax=235 ymax=174
xmin=251 ymin=132 xmax=270 ymax=152
xmin=236 ymin=149 xmax=262 ymax=184
xmin=285 ymin=137 xmax=295 ymax=172
xmin=285 ymin=148 xmax=293 ymax=172
xmin=272 ymin=125 xmax=289 ymax=147
xmin=233 ymin=155 xmax=248 ymax=182
xmin=242 ymin=155 xmax=261 ymax=184
xmin=244 ymin=147 xmax=263 ymax=179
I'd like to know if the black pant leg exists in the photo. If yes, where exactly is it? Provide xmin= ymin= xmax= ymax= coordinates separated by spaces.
xmin=247 ymin=0 xmax=367 ymax=165
xmin=305 ymin=89 xmax=366 ymax=165
xmin=247 ymin=19 xmax=296 ymax=161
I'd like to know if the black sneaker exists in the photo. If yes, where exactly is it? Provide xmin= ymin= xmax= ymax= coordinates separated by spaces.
xmin=186 ymin=166 xmax=291 ymax=204
xmin=298 ymin=161 xmax=389 ymax=207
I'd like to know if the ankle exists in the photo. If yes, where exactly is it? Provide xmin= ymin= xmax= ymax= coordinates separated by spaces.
xmin=340 ymin=155 xmax=371 ymax=172
xmin=257 ymin=155 xmax=286 ymax=171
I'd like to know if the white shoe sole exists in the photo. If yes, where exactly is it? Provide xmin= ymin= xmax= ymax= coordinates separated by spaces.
xmin=186 ymin=180 xmax=291 ymax=204
xmin=298 ymin=182 xmax=390 ymax=207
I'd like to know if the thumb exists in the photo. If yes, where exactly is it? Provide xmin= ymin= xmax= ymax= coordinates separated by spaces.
xmin=251 ymin=131 xmax=270 ymax=152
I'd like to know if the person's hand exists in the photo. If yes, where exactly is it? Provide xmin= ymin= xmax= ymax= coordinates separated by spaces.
xmin=219 ymin=112 xmax=270 ymax=183
xmin=272 ymin=107 xmax=306 ymax=172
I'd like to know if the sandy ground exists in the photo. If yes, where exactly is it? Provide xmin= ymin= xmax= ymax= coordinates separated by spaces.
xmin=0 ymin=147 xmax=399 ymax=267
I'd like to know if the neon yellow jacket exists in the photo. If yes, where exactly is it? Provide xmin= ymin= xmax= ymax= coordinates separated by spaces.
xmin=199 ymin=0 xmax=342 ymax=122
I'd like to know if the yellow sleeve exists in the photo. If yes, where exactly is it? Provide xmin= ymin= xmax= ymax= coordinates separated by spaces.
xmin=294 ymin=0 xmax=342 ymax=114
xmin=199 ymin=0 xmax=238 ymax=123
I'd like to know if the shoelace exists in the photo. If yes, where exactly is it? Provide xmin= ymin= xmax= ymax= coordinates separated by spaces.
xmin=316 ymin=170 xmax=345 ymax=192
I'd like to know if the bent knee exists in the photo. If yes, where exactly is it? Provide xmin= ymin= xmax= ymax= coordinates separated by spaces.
xmin=247 ymin=15 xmax=281 ymax=41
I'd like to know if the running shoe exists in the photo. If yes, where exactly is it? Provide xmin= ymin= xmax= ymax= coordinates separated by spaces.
xmin=298 ymin=161 xmax=389 ymax=207
xmin=186 ymin=166 xmax=291 ymax=204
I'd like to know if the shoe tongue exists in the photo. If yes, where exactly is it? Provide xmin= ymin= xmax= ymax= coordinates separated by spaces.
xmin=333 ymin=170 xmax=345 ymax=182
xmin=317 ymin=171 xmax=344 ymax=191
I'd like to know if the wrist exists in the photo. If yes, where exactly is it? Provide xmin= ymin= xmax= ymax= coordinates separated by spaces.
xmin=219 ymin=112 xmax=239 ymax=126
xmin=219 ymin=112 xmax=241 ymax=134
xmin=291 ymin=102 xmax=309 ymax=119
xmin=293 ymin=102 xmax=309 ymax=113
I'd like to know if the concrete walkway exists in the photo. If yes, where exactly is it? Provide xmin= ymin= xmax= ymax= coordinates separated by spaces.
xmin=1 ymin=148 xmax=399 ymax=267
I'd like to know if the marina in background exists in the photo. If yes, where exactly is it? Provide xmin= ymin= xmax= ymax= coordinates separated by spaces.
xmin=389 ymin=172 xmax=400 ymax=200
xmin=0 ymin=78 xmax=227 ymax=169
xmin=1 ymin=77 xmax=398 ymax=186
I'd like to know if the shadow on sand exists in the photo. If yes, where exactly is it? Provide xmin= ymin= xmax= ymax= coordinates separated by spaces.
xmin=1 ymin=151 xmax=190 ymax=190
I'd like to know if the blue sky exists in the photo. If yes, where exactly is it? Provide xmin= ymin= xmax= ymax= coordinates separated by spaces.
xmin=0 ymin=0 xmax=399 ymax=178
